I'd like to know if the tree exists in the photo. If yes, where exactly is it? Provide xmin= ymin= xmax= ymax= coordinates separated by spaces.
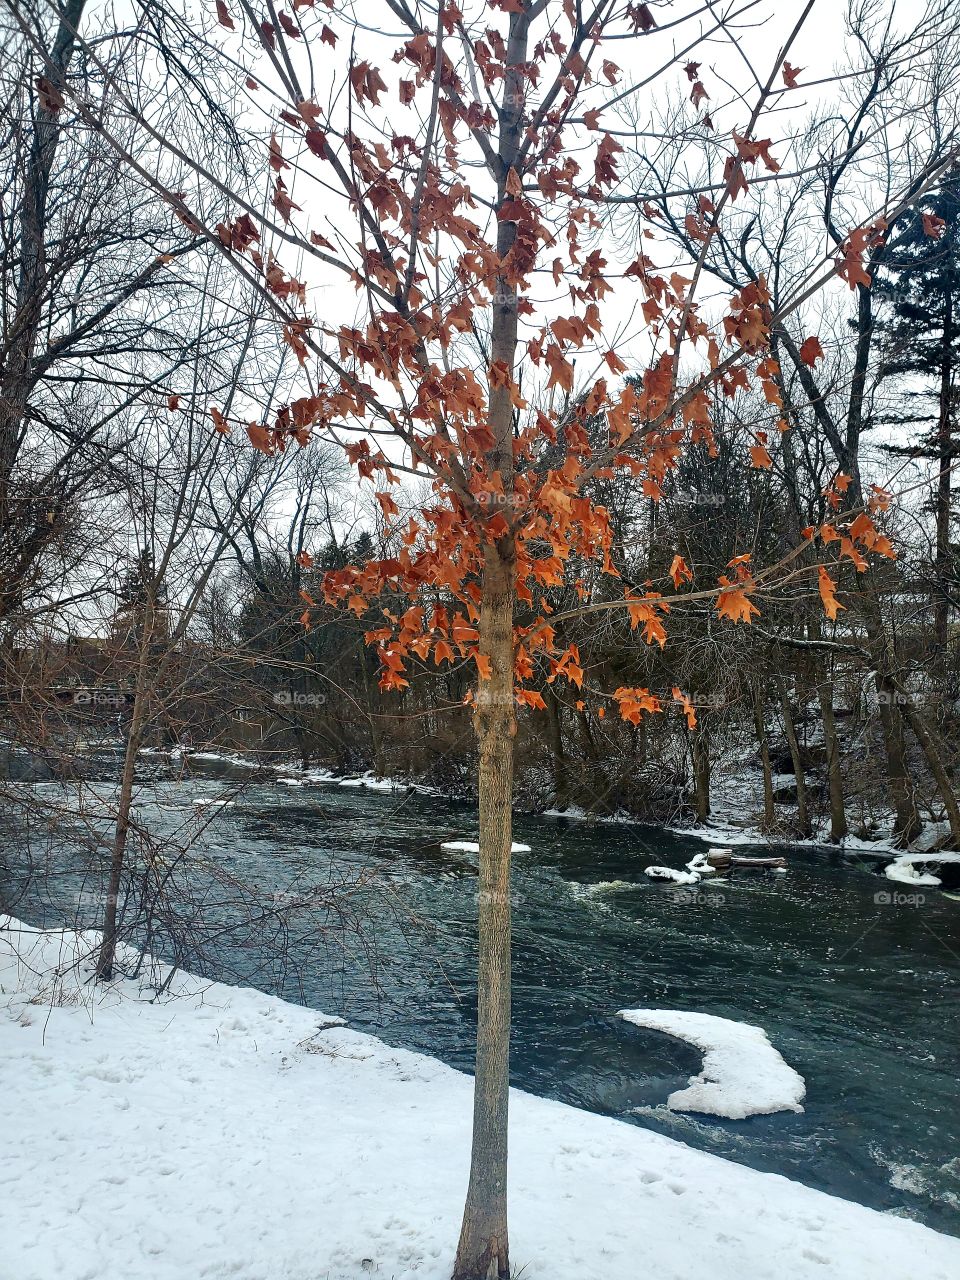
xmin=25 ymin=1 xmax=956 ymax=1273
xmin=877 ymin=176 xmax=960 ymax=648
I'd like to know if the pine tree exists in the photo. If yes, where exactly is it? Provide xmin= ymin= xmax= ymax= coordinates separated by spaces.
xmin=877 ymin=176 xmax=960 ymax=646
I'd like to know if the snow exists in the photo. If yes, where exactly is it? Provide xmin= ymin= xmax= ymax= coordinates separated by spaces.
xmin=619 ymin=1008 xmax=807 ymax=1120
xmin=685 ymin=849 xmax=731 ymax=875
xmin=3 ymin=917 xmax=960 ymax=1280
xmin=440 ymin=839 xmax=532 ymax=854
xmin=644 ymin=865 xmax=701 ymax=886
xmin=885 ymin=852 xmax=960 ymax=888
xmin=192 ymin=797 xmax=235 ymax=808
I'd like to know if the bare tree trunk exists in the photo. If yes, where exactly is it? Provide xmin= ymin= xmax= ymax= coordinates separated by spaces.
xmin=778 ymin=676 xmax=811 ymax=837
xmin=692 ymin=723 xmax=711 ymax=824
xmin=455 ymin=543 xmax=515 ymax=1280
xmin=817 ymin=670 xmax=848 ymax=842
xmin=97 ymin=596 xmax=154 ymax=980
xmin=545 ymin=684 xmax=569 ymax=810
xmin=934 ymin=271 xmax=953 ymax=648
xmin=875 ymin=671 xmax=923 ymax=847
xmin=752 ymin=683 xmax=775 ymax=830
xmin=899 ymin=696 xmax=960 ymax=847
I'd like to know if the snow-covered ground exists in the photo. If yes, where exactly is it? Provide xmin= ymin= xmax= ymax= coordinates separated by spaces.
xmin=619 ymin=1009 xmax=806 ymax=1119
xmin=3 ymin=917 xmax=960 ymax=1280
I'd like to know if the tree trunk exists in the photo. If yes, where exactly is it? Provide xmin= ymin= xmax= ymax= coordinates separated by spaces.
xmin=752 ymin=683 xmax=775 ymax=830
xmin=545 ymin=684 xmax=568 ymax=810
xmin=454 ymin=11 xmax=527 ymax=1274
xmin=97 ymin=594 xmax=154 ymax=980
xmin=875 ymin=670 xmax=923 ymax=847
xmin=0 ymin=0 xmax=89 ymax=613
xmin=899 ymin=696 xmax=960 ymax=847
xmin=454 ymin=543 xmax=515 ymax=1280
xmin=692 ymin=723 xmax=710 ymax=824
xmin=778 ymin=677 xmax=811 ymax=838
xmin=817 ymin=670 xmax=848 ymax=842
xmin=934 ymin=269 xmax=953 ymax=648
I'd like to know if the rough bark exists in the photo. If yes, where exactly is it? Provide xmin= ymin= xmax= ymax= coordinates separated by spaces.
xmin=934 ymin=270 xmax=953 ymax=648
xmin=752 ymin=683 xmax=775 ymax=830
xmin=97 ymin=594 xmax=154 ymax=980
xmin=453 ymin=11 xmax=527 ymax=1277
xmin=816 ymin=669 xmax=848 ymax=842
xmin=692 ymin=723 xmax=711 ymax=824
xmin=545 ymin=684 xmax=569 ymax=811
xmin=899 ymin=697 xmax=960 ymax=847
xmin=0 ymin=0 xmax=88 ymax=529
xmin=778 ymin=677 xmax=811 ymax=838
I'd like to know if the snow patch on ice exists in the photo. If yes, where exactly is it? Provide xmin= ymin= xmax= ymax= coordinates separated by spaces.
xmin=620 ymin=1008 xmax=806 ymax=1119
xmin=885 ymin=852 xmax=960 ymax=888
xmin=645 ymin=865 xmax=701 ymax=886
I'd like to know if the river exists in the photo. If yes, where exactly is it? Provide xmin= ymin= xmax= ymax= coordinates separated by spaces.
xmin=2 ymin=759 xmax=958 ymax=1236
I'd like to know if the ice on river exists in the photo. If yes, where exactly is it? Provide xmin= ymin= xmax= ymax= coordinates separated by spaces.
xmin=885 ymin=852 xmax=960 ymax=888
xmin=644 ymin=865 xmax=701 ymax=885
xmin=620 ymin=1008 xmax=806 ymax=1119
xmin=3 ymin=917 xmax=959 ymax=1280
xmin=440 ymin=839 xmax=532 ymax=853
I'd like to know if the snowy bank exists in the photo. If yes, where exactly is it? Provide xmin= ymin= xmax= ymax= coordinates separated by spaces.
xmin=620 ymin=1008 xmax=806 ymax=1119
xmin=2 ymin=918 xmax=959 ymax=1280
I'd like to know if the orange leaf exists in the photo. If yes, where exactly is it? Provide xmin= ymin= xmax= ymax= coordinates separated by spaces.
xmin=716 ymin=580 xmax=760 ymax=624
xmin=818 ymin=566 xmax=844 ymax=620
xmin=672 ymin=687 xmax=697 ymax=730
xmin=799 ymin=336 xmax=824 ymax=367
xmin=669 ymin=554 xmax=693 ymax=588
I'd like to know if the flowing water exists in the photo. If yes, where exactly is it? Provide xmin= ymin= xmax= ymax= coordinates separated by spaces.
xmin=3 ymin=759 xmax=959 ymax=1236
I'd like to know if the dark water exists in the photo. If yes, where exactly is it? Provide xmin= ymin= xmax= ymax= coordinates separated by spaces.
xmin=3 ymin=764 xmax=959 ymax=1235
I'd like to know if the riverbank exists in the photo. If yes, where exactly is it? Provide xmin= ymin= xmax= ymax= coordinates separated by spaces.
xmin=2 ymin=915 xmax=959 ymax=1280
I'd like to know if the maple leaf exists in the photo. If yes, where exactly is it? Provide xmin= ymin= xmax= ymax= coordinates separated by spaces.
xmin=690 ymin=81 xmax=709 ymax=109
xmin=669 ymin=554 xmax=693 ymax=588
xmin=818 ymin=566 xmax=844 ymax=620
xmin=630 ymin=3 xmax=656 ymax=32
xmin=167 ymin=394 xmax=180 ymax=411
xmin=733 ymin=131 xmax=780 ymax=173
xmin=672 ymin=687 xmax=697 ymax=730
xmin=716 ymin=577 xmax=760 ymax=624
xmin=297 ymin=550 xmax=313 ymax=568
xmin=320 ymin=23 xmax=337 ymax=46
xmin=210 ymin=405 xmax=231 ymax=435
xmin=749 ymin=442 xmax=773 ymax=469
xmin=278 ymin=11 xmax=302 ymax=39
xmin=247 ymin=423 xmax=275 ymax=454
xmin=272 ymin=177 xmax=301 ymax=223
xmin=799 ymin=335 xmax=824 ymax=367
xmin=35 ymin=76 xmax=65 ymax=113
xmin=215 ymin=0 xmax=235 ymax=29
xmin=922 ymin=212 xmax=947 ymax=239
xmin=684 ymin=62 xmax=700 ymax=82
xmin=614 ymin=687 xmax=662 ymax=724
xmin=782 ymin=61 xmax=802 ymax=88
